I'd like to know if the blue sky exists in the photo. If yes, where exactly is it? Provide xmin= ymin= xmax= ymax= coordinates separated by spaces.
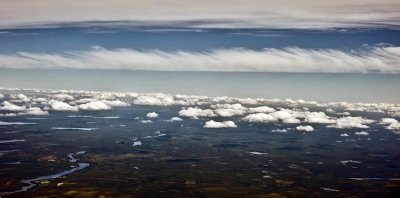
xmin=1 ymin=27 xmax=400 ymax=53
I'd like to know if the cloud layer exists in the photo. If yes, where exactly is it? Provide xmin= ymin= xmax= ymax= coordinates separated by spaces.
xmin=203 ymin=120 xmax=237 ymax=128
xmin=1 ymin=46 xmax=400 ymax=73
xmin=1 ymin=0 xmax=399 ymax=29
xmin=1 ymin=87 xmax=400 ymax=134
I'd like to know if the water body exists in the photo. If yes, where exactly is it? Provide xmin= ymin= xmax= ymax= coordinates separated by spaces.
xmin=0 ymin=152 xmax=89 ymax=196
xmin=1 ymin=69 xmax=400 ymax=103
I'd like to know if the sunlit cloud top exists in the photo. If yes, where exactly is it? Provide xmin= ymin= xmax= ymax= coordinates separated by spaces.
xmin=1 ymin=0 xmax=400 ymax=29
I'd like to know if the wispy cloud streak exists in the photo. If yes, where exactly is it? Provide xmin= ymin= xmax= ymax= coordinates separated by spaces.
xmin=0 ymin=46 xmax=399 ymax=73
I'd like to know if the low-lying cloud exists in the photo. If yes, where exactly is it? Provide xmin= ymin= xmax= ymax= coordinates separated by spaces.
xmin=203 ymin=120 xmax=237 ymax=128
xmin=2 ymin=87 xmax=400 ymax=135
xmin=1 ymin=46 xmax=400 ymax=73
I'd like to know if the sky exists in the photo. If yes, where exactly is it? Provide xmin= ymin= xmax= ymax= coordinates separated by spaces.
xmin=0 ymin=1 xmax=399 ymax=102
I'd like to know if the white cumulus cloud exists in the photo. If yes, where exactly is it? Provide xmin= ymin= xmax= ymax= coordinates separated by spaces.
xmin=102 ymin=100 xmax=130 ymax=107
xmin=379 ymin=118 xmax=398 ymax=125
xmin=146 ymin=112 xmax=159 ymax=118
xmin=354 ymin=131 xmax=369 ymax=135
xmin=242 ymin=109 xmax=301 ymax=123
xmin=0 ymin=101 xmax=26 ymax=111
xmin=179 ymin=107 xmax=216 ymax=119
xmin=296 ymin=125 xmax=314 ymax=132
xmin=248 ymin=106 xmax=276 ymax=113
xmin=379 ymin=118 xmax=400 ymax=131
xmin=213 ymin=105 xmax=247 ymax=117
xmin=139 ymin=119 xmax=153 ymax=124
xmin=329 ymin=116 xmax=374 ymax=129
xmin=305 ymin=112 xmax=335 ymax=124
xmin=51 ymin=94 xmax=74 ymax=101
xmin=48 ymin=100 xmax=79 ymax=111
xmin=203 ymin=120 xmax=237 ymax=128
xmin=79 ymin=101 xmax=112 ymax=110
xmin=168 ymin=117 xmax=183 ymax=122
xmin=242 ymin=113 xmax=278 ymax=123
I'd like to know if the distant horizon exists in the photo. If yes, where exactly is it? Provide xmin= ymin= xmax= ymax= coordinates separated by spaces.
xmin=1 ymin=69 xmax=400 ymax=104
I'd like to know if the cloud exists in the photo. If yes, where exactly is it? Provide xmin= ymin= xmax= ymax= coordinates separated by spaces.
xmin=133 ymin=94 xmax=201 ymax=106
xmin=380 ymin=118 xmax=400 ymax=131
xmin=271 ymin=129 xmax=288 ymax=133
xmin=33 ymin=97 xmax=48 ymax=104
xmin=146 ymin=112 xmax=159 ymax=118
xmin=10 ymin=94 xmax=30 ymax=102
xmin=132 ymin=141 xmax=142 ymax=147
xmin=48 ymin=100 xmax=79 ymax=111
xmin=0 ymin=94 xmax=4 ymax=99
xmin=78 ymin=101 xmax=112 ymax=110
xmin=242 ymin=109 xmax=301 ymax=123
xmin=242 ymin=108 xmax=307 ymax=123
xmin=179 ymin=107 xmax=216 ymax=119
xmin=325 ymin=108 xmax=336 ymax=114
xmin=51 ymin=94 xmax=74 ymax=101
xmin=18 ymin=107 xmax=49 ymax=116
xmin=0 ymin=0 xmax=399 ymax=29
xmin=168 ymin=117 xmax=183 ymax=122
xmin=51 ymin=127 xmax=97 ymax=131
xmin=101 ymin=100 xmax=130 ymax=107
xmin=379 ymin=118 xmax=398 ymax=125
xmin=242 ymin=113 xmax=278 ymax=123
xmin=0 ymin=121 xmax=36 ymax=125
xmin=282 ymin=118 xmax=301 ymax=124
xmin=270 ymin=110 xmax=300 ymax=123
xmin=210 ymin=104 xmax=276 ymax=117
xmin=296 ymin=125 xmax=314 ymax=132
xmin=0 ymin=139 xmax=26 ymax=144
xmin=2 ymin=87 xmax=400 ymax=133
xmin=248 ymin=106 xmax=276 ymax=113
xmin=329 ymin=116 xmax=374 ymax=129
xmin=212 ymin=103 xmax=247 ymax=117
xmin=248 ymin=151 xmax=268 ymax=155
xmin=387 ymin=122 xmax=400 ymax=130
xmin=305 ymin=112 xmax=336 ymax=124
xmin=139 ymin=119 xmax=153 ymax=124
xmin=0 ymin=101 xmax=26 ymax=111
xmin=1 ymin=46 xmax=400 ymax=73
xmin=354 ymin=131 xmax=369 ymax=135
xmin=203 ymin=120 xmax=237 ymax=128
xmin=134 ymin=95 xmax=175 ymax=106
xmin=0 ymin=99 xmax=47 ymax=115
xmin=0 ymin=113 xmax=17 ymax=117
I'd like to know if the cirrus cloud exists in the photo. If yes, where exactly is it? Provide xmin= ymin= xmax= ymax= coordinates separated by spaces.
xmin=0 ymin=46 xmax=400 ymax=73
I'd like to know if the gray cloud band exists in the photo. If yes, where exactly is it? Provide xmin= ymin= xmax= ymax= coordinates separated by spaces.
xmin=0 ymin=0 xmax=399 ymax=29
